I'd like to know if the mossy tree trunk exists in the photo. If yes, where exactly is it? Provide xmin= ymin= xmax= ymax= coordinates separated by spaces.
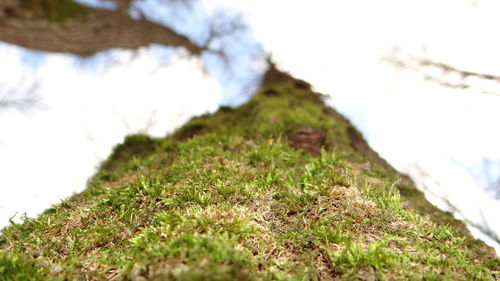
xmin=0 ymin=63 xmax=498 ymax=280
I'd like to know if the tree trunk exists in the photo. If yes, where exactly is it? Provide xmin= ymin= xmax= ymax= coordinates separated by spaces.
xmin=0 ymin=65 xmax=498 ymax=279
xmin=0 ymin=0 xmax=202 ymax=56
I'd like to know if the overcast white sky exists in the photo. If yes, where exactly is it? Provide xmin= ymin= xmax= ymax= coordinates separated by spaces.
xmin=1 ymin=0 xmax=500 ymax=252
xmin=0 ymin=46 xmax=222 ymax=228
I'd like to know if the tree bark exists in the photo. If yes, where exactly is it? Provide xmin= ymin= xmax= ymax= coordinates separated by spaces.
xmin=0 ymin=0 xmax=203 ymax=56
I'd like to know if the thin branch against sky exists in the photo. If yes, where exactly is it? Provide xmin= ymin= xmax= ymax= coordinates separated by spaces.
xmin=385 ymin=47 xmax=500 ymax=96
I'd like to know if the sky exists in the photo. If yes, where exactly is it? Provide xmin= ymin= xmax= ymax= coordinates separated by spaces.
xmin=1 ymin=0 xmax=500 ymax=252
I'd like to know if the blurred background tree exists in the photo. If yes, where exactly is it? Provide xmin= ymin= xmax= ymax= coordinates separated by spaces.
xmin=0 ymin=0 xmax=204 ymax=56
xmin=0 ymin=0 xmax=264 ymax=109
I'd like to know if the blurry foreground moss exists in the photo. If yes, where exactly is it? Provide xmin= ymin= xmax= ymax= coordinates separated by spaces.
xmin=0 ymin=69 xmax=498 ymax=280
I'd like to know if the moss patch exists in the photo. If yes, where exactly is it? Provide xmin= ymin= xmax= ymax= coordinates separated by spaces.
xmin=0 ymin=70 xmax=498 ymax=280
xmin=20 ymin=0 xmax=88 ymax=22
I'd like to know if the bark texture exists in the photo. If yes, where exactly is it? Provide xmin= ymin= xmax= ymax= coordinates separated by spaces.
xmin=0 ymin=0 xmax=202 ymax=56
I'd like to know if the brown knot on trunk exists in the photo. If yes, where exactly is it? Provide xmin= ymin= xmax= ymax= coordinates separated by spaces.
xmin=288 ymin=126 xmax=326 ymax=156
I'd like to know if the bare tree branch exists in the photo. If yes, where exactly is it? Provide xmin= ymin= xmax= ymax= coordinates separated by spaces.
xmin=0 ymin=81 xmax=40 ymax=112
xmin=385 ymin=47 xmax=500 ymax=95
xmin=200 ymin=9 xmax=247 ymax=67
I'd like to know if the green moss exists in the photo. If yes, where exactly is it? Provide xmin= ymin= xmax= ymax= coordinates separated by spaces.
xmin=0 ymin=73 xmax=498 ymax=280
xmin=0 ymin=253 xmax=48 ymax=281
xmin=20 ymin=0 xmax=87 ymax=22
xmin=97 ymin=134 xmax=159 ymax=180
